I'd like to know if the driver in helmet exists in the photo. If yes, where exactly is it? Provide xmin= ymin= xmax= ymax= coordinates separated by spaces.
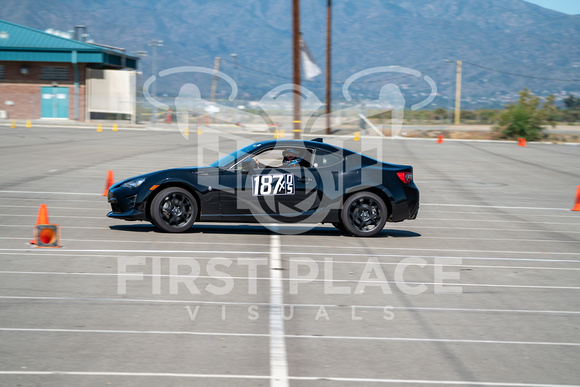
xmin=282 ymin=148 xmax=303 ymax=167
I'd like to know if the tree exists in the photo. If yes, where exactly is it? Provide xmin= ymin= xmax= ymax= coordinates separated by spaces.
xmin=497 ymin=88 xmax=557 ymax=141
xmin=562 ymin=94 xmax=580 ymax=123
xmin=564 ymin=94 xmax=580 ymax=109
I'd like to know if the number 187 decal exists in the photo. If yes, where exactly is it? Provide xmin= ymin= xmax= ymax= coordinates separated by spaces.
xmin=252 ymin=174 xmax=295 ymax=196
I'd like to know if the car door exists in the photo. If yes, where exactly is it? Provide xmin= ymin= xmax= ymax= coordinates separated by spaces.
xmin=218 ymin=146 xmax=321 ymax=222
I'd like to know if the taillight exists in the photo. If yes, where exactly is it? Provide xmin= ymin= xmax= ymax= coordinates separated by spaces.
xmin=397 ymin=172 xmax=413 ymax=184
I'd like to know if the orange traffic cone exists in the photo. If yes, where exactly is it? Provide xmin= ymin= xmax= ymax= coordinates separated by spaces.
xmin=36 ymin=224 xmax=61 ymax=248
xmin=102 ymin=170 xmax=114 ymax=196
xmin=30 ymin=204 xmax=50 ymax=244
xmin=437 ymin=135 xmax=444 ymax=144
xmin=572 ymin=186 xmax=580 ymax=211
xmin=518 ymin=138 xmax=526 ymax=147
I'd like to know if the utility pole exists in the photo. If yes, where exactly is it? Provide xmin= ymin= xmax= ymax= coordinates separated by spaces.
xmin=210 ymin=56 xmax=221 ymax=102
xmin=454 ymin=60 xmax=462 ymax=125
xmin=135 ymin=51 xmax=148 ymax=124
xmin=149 ymin=39 xmax=163 ymax=124
xmin=325 ymin=0 xmax=332 ymax=134
xmin=293 ymin=0 xmax=301 ymax=139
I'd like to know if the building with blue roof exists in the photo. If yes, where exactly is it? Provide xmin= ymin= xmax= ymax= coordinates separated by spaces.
xmin=0 ymin=19 xmax=138 ymax=121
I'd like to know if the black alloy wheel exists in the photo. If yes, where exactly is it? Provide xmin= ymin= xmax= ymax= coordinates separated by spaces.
xmin=341 ymin=192 xmax=387 ymax=237
xmin=150 ymin=187 xmax=197 ymax=233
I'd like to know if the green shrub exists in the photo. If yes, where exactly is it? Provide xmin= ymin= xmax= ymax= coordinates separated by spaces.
xmin=496 ymin=88 xmax=556 ymax=141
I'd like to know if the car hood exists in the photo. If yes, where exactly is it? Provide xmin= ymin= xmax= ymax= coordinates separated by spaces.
xmin=116 ymin=166 xmax=219 ymax=186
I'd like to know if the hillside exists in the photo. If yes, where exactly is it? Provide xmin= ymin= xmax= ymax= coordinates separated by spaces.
xmin=1 ymin=0 xmax=579 ymax=108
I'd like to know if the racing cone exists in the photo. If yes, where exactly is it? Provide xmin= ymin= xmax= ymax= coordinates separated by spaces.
xmin=30 ymin=204 xmax=49 ymax=244
xmin=437 ymin=135 xmax=444 ymax=144
xmin=30 ymin=204 xmax=61 ymax=247
xmin=572 ymin=186 xmax=580 ymax=212
xmin=102 ymin=170 xmax=115 ymax=196
xmin=36 ymin=224 xmax=61 ymax=248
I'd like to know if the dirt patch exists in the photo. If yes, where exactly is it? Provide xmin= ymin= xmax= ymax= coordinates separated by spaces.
xmin=398 ymin=130 xmax=580 ymax=143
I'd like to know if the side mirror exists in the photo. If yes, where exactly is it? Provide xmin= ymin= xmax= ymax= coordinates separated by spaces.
xmin=241 ymin=158 xmax=257 ymax=172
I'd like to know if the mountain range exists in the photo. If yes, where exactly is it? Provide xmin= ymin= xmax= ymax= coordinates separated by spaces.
xmin=1 ymin=0 xmax=579 ymax=109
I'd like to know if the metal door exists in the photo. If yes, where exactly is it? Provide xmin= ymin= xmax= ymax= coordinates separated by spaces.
xmin=41 ymin=87 xmax=69 ymax=118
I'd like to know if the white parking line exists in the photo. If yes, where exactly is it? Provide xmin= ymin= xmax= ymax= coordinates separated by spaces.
xmin=269 ymin=234 xmax=289 ymax=387
xmin=0 ymin=249 xmax=578 ymax=265
xmin=419 ymin=210 xmax=579 ymax=218
xmin=422 ymin=203 xmax=570 ymax=211
xmin=1 ymin=270 xmax=578 ymax=290
xmin=404 ymin=226 xmax=580 ymax=234
xmin=0 ymin=204 xmax=104 ymax=209
xmin=0 ymin=190 xmax=101 ymax=196
xmin=1 ymin=226 xmax=580 ymax=245
xmin=0 ymin=247 xmax=578 ymax=257
xmin=291 ymin=376 xmax=577 ymax=386
xmin=0 ymin=328 xmax=578 ymax=347
xmin=1 ymin=296 xmax=578 ymax=315
xmin=0 ymin=371 xmax=575 ymax=387
xmin=0 ymin=214 xmax=106 ymax=219
xmin=0 ymin=370 xmax=269 ymax=380
xmin=418 ymin=218 xmax=580 ymax=226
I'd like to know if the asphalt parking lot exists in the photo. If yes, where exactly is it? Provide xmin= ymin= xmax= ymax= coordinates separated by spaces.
xmin=0 ymin=125 xmax=579 ymax=386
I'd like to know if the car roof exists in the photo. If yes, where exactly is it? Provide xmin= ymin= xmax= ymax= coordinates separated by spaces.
xmin=252 ymin=139 xmax=349 ymax=154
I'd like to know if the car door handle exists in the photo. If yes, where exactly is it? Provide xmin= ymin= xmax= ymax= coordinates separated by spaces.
xmin=297 ymin=177 xmax=314 ymax=182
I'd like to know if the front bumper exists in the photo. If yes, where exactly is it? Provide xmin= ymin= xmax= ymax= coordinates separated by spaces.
xmin=107 ymin=189 xmax=147 ymax=221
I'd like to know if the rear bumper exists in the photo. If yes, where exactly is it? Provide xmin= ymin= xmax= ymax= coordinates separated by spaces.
xmin=389 ymin=183 xmax=419 ymax=222
xmin=409 ymin=203 xmax=419 ymax=220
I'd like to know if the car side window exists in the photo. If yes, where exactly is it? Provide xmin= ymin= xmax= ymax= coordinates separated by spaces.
xmin=313 ymin=149 xmax=343 ymax=167
xmin=254 ymin=149 xmax=285 ymax=168
xmin=255 ymin=147 xmax=313 ymax=168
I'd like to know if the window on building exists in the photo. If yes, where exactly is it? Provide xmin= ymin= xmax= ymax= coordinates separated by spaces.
xmin=0 ymin=65 xmax=5 ymax=79
xmin=41 ymin=66 xmax=69 ymax=81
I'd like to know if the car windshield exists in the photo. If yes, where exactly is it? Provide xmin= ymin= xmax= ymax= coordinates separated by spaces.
xmin=209 ymin=143 xmax=261 ymax=168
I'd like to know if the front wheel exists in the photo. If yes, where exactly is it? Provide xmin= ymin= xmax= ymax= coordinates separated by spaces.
xmin=150 ymin=187 xmax=197 ymax=233
xmin=341 ymin=192 xmax=387 ymax=237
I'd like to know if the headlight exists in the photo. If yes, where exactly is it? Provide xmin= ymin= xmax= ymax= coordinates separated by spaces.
xmin=122 ymin=178 xmax=146 ymax=189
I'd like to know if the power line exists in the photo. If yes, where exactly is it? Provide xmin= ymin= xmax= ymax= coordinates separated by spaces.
xmin=221 ymin=57 xmax=580 ymax=85
xmin=463 ymin=60 xmax=580 ymax=82
xmin=221 ymin=57 xmax=289 ymax=81
xmin=221 ymin=57 xmax=447 ymax=85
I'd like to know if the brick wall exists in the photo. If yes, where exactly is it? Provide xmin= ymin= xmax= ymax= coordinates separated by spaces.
xmin=0 ymin=62 xmax=87 ymax=121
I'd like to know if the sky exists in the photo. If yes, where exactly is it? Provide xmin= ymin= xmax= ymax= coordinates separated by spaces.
xmin=524 ymin=0 xmax=580 ymax=14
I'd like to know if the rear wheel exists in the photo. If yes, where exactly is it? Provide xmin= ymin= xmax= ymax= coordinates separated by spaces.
xmin=150 ymin=187 xmax=197 ymax=233
xmin=341 ymin=192 xmax=387 ymax=237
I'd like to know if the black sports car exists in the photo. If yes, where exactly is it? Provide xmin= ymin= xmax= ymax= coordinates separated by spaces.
xmin=107 ymin=138 xmax=419 ymax=236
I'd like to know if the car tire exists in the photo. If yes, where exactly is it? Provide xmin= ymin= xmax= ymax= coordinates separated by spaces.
xmin=341 ymin=192 xmax=387 ymax=237
xmin=150 ymin=187 xmax=197 ymax=233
